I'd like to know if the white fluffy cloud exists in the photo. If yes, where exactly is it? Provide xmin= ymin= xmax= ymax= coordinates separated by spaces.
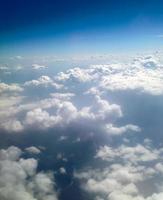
xmin=24 ymin=75 xmax=63 ymax=89
xmin=1 ymin=119 xmax=24 ymax=132
xmin=24 ymin=108 xmax=62 ymax=129
xmin=0 ymin=85 xmax=133 ymax=133
xmin=75 ymin=140 xmax=163 ymax=200
xmin=54 ymin=55 xmax=163 ymax=95
xmin=104 ymin=124 xmax=140 ymax=135
xmin=1 ymin=53 xmax=163 ymax=199
xmin=2 ymin=54 xmax=161 ymax=134
xmin=96 ymin=56 xmax=163 ymax=95
xmin=0 ymin=83 xmax=23 ymax=93
xmin=0 ymin=146 xmax=58 ymax=200
xmin=55 ymin=67 xmax=93 ymax=82
xmin=0 ymin=85 xmax=140 ymax=135
xmin=95 ymin=144 xmax=160 ymax=163
xmin=21 ymin=95 xmax=125 ymax=131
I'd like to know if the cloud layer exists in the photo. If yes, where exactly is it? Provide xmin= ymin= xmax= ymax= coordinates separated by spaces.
xmin=0 ymin=146 xmax=58 ymax=200
xmin=1 ymin=53 xmax=163 ymax=199
xmin=75 ymin=140 xmax=163 ymax=200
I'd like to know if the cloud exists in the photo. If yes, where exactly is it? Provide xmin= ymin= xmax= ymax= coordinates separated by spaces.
xmin=25 ymin=146 xmax=41 ymax=154
xmin=1 ymin=53 xmax=163 ymax=199
xmin=104 ymin=124 xmax=141 ymax=135
xmin=2 ymin=55 xmax=160 ymax=134
xmin=0 ymin=146 xmax=58 ymax=200
xmin=24 ymin=108 xmax=62 ymax=129
xmin=0 ymin=83 xmax=23 ymax=93
xmin=0 ymin=65 xmax=9 ymax=71
xmin=75 ymin=140 xmax=163 ymax=200
xmin=95 ymin=56 xmax=163 ymax=95
xmin=59 ymin=167 xmax=67 ymax=174
xmin=14 ymin=56 xmax=23 ymax=60
xmin=55 ymin=67 xmax=93 ymax=82
xmin=155 ymin=163 xmax=163 ymax=174
xmin=54 ymin=55 xmax=163 ymax=95
xmin=0 ymin=119 xmax=24 ymax=132
xmin=0 ymin=87 xmax=139 ymax=135
xmin=56 ymin=153 xmax=68 ymax=162
xmin=24 ymin=75 xmax=63 ymax=89
xmin=50 ymin=92 xmax=75 ymax=100
xmin=58 ymin=135 xmax=68 ymax=141
xmin=0 ymin=94 xmax=25 ymax=132
xmin=32 ymin=64 xmax=47 ymax=70
xmin=22 ymin=95 xmax=124 ymax=131
xmin=95 ymin=144 xmax=160 ymax=163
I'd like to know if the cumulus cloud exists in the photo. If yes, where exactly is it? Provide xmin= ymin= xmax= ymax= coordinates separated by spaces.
xmin=55 ymin=67 xmax=93 ymax=82
xmin=0 ymin=83 xmax=132 ymax=133
xmin=54 ymin=55 xmax=163 ymax=95
xmin=24 ymin=108 xmax=62 ymax=129
xmin=0 ymin=82 xmax=23 ymax=93
xmin=24 ymin=75 xmax=63 ymax=89
xmin=95 ymin=144 xmax=160 ymax=163
xmin=75 ymin=140 xmax=163 ymax=200
xmin=0 ymin=119 xmax=24 ymax=132
xmin=0 ymin=94 xmax=25 ymax=132
xmin=0 ymin=94 xmax=26 ymax=132
xmin=104 ymin=124 xmax=141 ymax=135
xmin=2 ymin=54 xmax=160 ymax=135
xmin=25 ymin=146 xmax=41 ymax=154
xmin=1 ymin=53 xmax=163 ymax=199
xmin=0 ymin=146 xmax=58 ymax=200
xmin=0 ymin=84 xmax=139 ymax=135
xmin=95 ymin=56 xmax=163 ymax=95
xmin=22 ymin=95 xmax=125 ymax=131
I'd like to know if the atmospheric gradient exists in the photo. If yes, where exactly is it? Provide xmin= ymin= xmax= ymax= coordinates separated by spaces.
xmin=1 ymin=1 xmax=163 ymax=200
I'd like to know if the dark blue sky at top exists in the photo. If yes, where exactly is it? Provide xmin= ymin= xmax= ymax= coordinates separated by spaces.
xmin=1 ymin=0 xmax=163 ymax=56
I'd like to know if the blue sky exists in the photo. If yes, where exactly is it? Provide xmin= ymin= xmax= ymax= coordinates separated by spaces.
xmin=1 ymin=0 xmax=163 ymax=56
